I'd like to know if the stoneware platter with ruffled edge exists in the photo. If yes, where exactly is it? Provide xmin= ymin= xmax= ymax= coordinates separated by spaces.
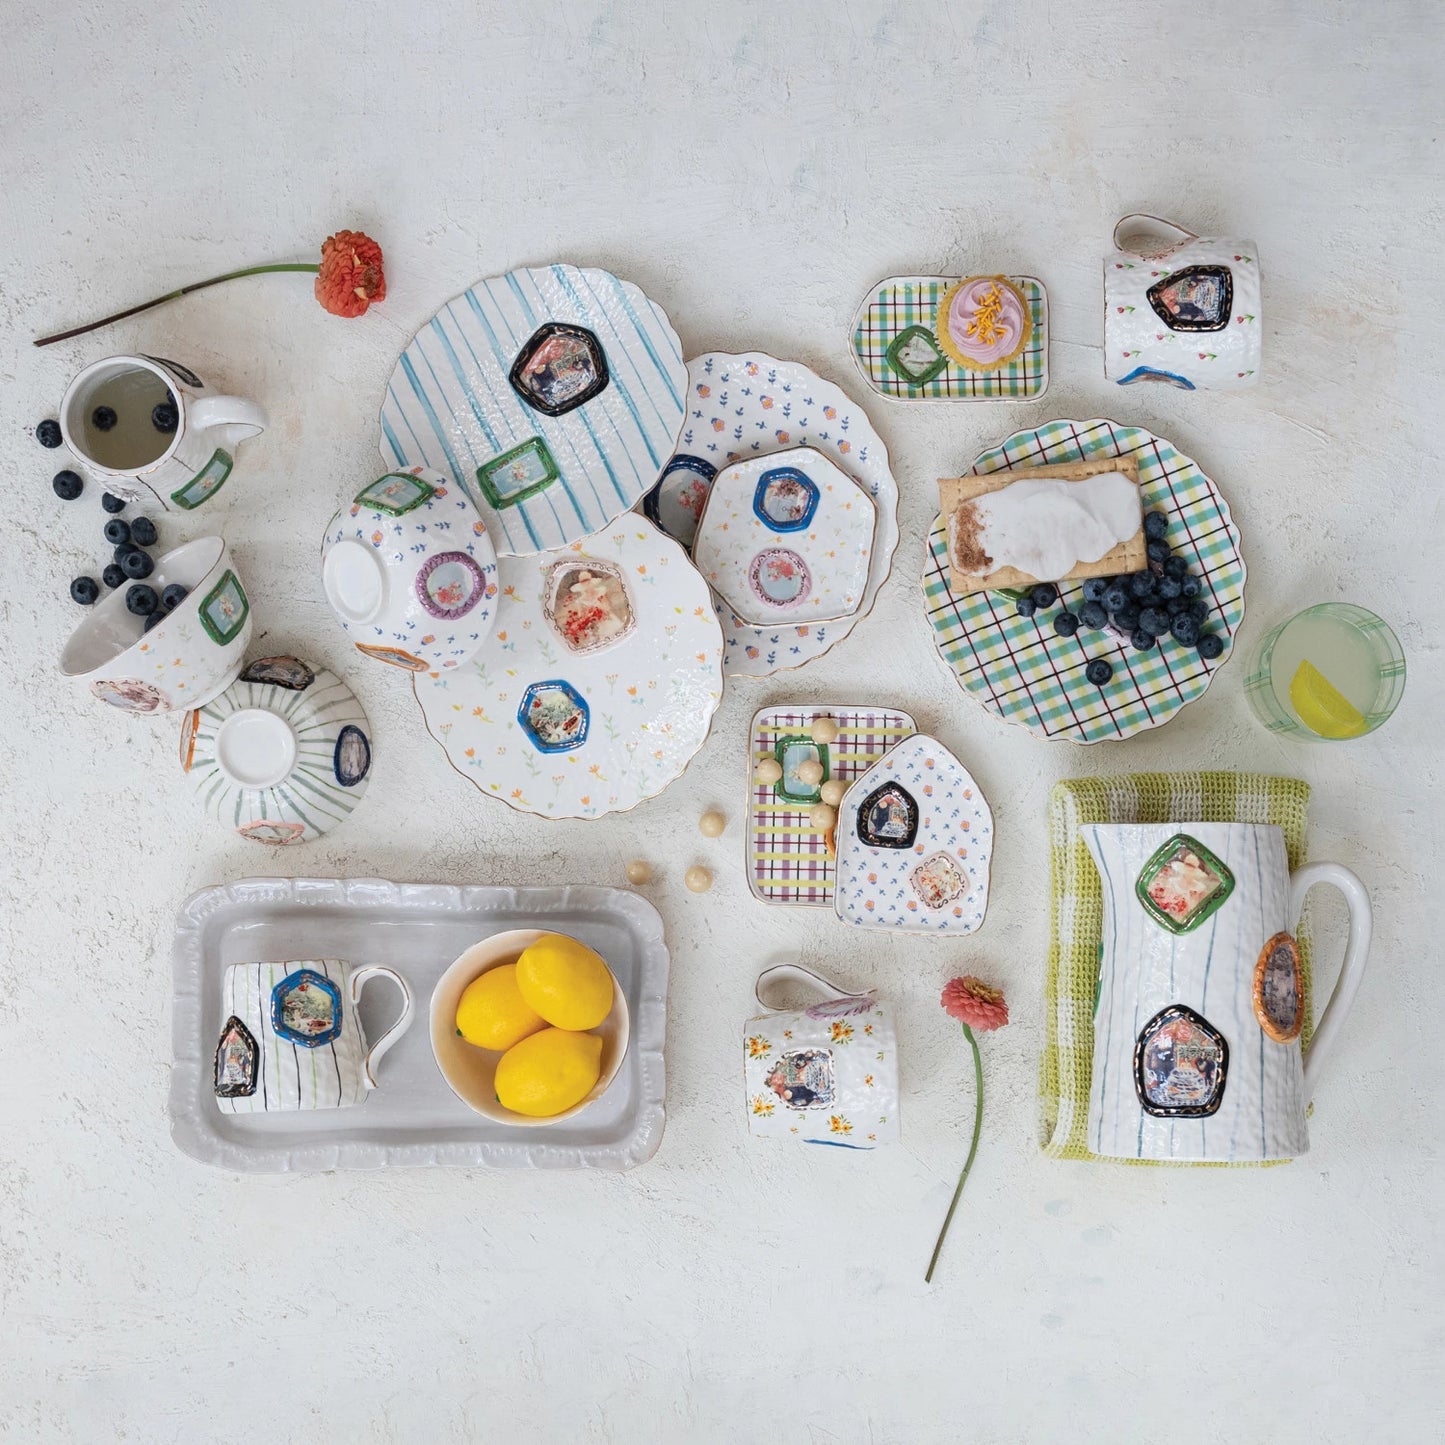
xmin=640 ymin=353 xmax=899 ymax=678
xmin=168 ymin=879 xmax=669 ymax=1172
xmin=378 ymin=264 xmax=687 ymax=557
xmin=412 ymin=517 xmax=723 ymax=820
xmin=922 ymin=418 xmax=1246 ymax=744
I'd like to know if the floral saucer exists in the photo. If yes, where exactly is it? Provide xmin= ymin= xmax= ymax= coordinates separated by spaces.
xmin=833 ymin=735 xmax=993 ymax=935
xmin=378 ymin=265 xmax=686 ymax=557
xmin=412 ymin=518 xmax=723 ymax=819
xmin=645 ymin=353 xmax=899 ymax=678
xmin=179 ymin=655 xmax=372 ymax=845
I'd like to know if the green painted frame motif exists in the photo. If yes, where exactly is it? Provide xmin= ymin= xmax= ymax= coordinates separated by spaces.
xmin=170 ymin=448 xmax=233 ymax=510
xmin=772 ymin=734 xmax=830 ymax=805
xmin=475 ymin=436 xmax=561 ymax=510
xmin=884 ymin=324 xmax=948 ymax=385
xmin=1134 ymin=832 xmax=1236 ymax=935
xmin=198 ymin=569 xmax=250 ymax=646
xmin=355 ymin=471 xmax=438 ymax=516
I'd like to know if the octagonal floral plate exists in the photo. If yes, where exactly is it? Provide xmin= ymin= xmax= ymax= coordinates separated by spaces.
xmin=922 ymin=418 xmax=1246 ymax=744
xmin=379 ymin=265 xmax=686 ymax=557
xmin=641 ymin=353 xmax=899 ymax=678
xmin=412 ymin=517 xmax=723 ymax=819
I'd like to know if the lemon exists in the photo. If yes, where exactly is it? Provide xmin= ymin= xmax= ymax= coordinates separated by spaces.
xmin=514 ymin=933 xmax=615 ymax=1031
xmin=1289 ymin=659 xmax=1367 ymax=740
xmin=454 ymin=965 xmax=546 ymax=1051
xmin=494 ymin=1027 xmax=604 ymax=1117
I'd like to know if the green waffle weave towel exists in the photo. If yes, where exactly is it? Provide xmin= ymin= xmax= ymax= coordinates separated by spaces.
xmin=1040 ymin=772 xmax=1313 ymax=1164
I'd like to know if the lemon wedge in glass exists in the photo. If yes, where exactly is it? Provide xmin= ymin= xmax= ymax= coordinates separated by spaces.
xmin=1290 ymin=659 xmax=1367 ymax=739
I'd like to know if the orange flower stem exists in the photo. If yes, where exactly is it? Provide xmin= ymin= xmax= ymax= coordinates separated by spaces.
xmin=33 ymin=263 xmax=320 ymax=347
xmin=925 ymin=1022 xmax=983 ymax=1284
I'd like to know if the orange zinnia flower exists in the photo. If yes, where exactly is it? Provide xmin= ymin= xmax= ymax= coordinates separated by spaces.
xmin=315 ymin=230 xmax=387 ymax=318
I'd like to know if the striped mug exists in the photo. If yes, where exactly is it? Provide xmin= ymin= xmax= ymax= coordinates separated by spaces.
xmin=212 ymin=959 xmax=413 ymax=1112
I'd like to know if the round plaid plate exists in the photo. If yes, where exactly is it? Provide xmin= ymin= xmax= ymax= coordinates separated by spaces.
xmin=921 ymin=418 xmax=1246 ymax=744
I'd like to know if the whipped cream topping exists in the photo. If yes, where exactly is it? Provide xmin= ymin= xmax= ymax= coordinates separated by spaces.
xmin=945 ymin=278 xmax=1027 ymax=365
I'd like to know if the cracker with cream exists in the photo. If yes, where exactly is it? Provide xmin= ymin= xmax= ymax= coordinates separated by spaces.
xmin=938 ymin=458 xmax=1145 ymax=595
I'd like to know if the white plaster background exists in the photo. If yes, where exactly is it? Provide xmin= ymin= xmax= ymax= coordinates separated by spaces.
xmin=0 ymin=2 xmax=1440 ymax=1440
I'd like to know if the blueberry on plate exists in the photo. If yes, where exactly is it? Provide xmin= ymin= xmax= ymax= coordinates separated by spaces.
xmin=52 ymin=469 xmax=83 ymax=501
xmin=36 ymin=418 xmax=63 ymax=448
xmin=1166 ymin=595 xmax=1190 ymax=616
xmin=1085 ymin=658 xmax=1113 ymax=686
xmin=1082 ymin=577 xmax=1108 ymax=603
xmin=1015 ymin=596 xmax=1037 ymax=619
xmin=1171 ymin=613 xmax=1203 ymax=646
xmin=1130 ymin=628 xmax=1157 ymax=651
xmin=125 ymin=583 xmax=159 ymax=616
xmin=1164 ymin=554 xmax=1188 ymax=579
xmin=92 ymin=405 xmax=118 ymax=431
xmin=1146 ymin=538 xmax=1171 ymax=564
xmin=144 ymin=610 xmax=166 ymax=632
xmin=1138 ymin=607 xmax=1170 ymax=637
xmin=103 ymin=518 xmax=131 ymax=546
xmin=129 ymin=516 xmax=158 ymax=547
xmin=1102 ymin=584 xmax=1129 ymax=613
xmin=101 ymin=491 xmax=127 ymax=514
xmin=1143 ymin=511 xmax=1169 ymax=542
xmin=1180 ymin=573 xmax=1202 ymax=598
xmin=1113 ymin=603 xmax=1141 ymax=632
xmin=102 ymin=563 xmax=126 ymax=589
xmin=1197 ymin=632 xmax=1225 ymax=661
xmin=70 ymin=575 xmax=100 ymax=605
xmin=121 ymin=548 xmax=154 ymax=579
xmin=1187 ymin=599 xmax=1208 ymax=622
xmin=151 ymin=402 xmax=179 ymax=433
xmin=1079 ymin=600 xmax=1108 ymax=629
xmin=1158 ymin=575 xmax=1182 ymax=600
xmin=1030 ymin=582 xmax=1058 ymax=609
xmin=1054 ymin=611 xmax=1080 ymax=637
xmin=160 ymin=583 xmax=189 ymax=611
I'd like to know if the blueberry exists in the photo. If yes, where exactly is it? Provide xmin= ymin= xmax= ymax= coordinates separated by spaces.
xmin=1113 ymin=602 xmax=1141 ymax=632
xmin=1187 ymin=599 xmax=1208 ymax=622
xmin=69 ymin=576 xmax=100 ymax=605
xmin=113 ymin=543 xmax=138 ymax=566
xmin=1085 ymin=659 xmax=1113 ymax=686
xmin=125 ymin=583 xmax=159 ymax=616
xmin=1030 ymin=583 xmax=1058 ymax=608
xmin=151 ymin=402 xmax=179 ymax=433
xmin=1158 ymin=575 xmax=1183 ymax=600
xmin=1082 ymin=578 xmax=1108 ymax=603
xmin=1103 ymin=584 xmax=1129 ymax=613
xmin=52 ymin=469 xmax=83 ymax=501
xmin=1016 ymin=597 xmax=1037 ymax=619
xmin=130 ymin=516 xmax=158 ymax=547
xmin=1079 ymin=600 xmax=1108 ymax=629
xmin=1129 ymin=571 xmax=1157 ymax=601
xmin=1054 ymin=611 xmax=1080 ymax=637
xmin=160 ymin=583 xmax=190 ymax=611
xmin=1146 ymin=538 xmax=1171 ymax=564
xmin=1143 ymin=510 xmax=1169 ymax=541
xmin=1167 ymin=595 xmax=1190 ymax=616
xmin=1130 ymin=628 xmax=1157 ymax=651
xmin=91 ymin=405 xmax=117 ymax=431
xmin=1197 ymin=632 xmax=1225 ymax=661
xmin=1180 ymin=573 xmax=1201 ymax=598
xmin=1138 ymin=607 xmax=1170 ymax=637
xmin=102 ymin=563 xmax=126 ymax=590
xmin=103 ymin=518 xmax=131 ymax=546
xmin=121 ymin=548 xmax=154 ymax=579
xmin=144 ymin=610 xmax=166 ymax=632
xmin=101 ymin=491 xmax=127 ymax=514
xmin=1164 ymin=554 xmax=1188 ymax=578
xmin=1171 ymin=613 xmax=1202 ymax=646
xmin=36 ymin=419 xmax=62 ymax=448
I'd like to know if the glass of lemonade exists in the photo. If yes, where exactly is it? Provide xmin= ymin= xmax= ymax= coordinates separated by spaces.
xmin=1245 ymin=603 xmax=1405 ymax=741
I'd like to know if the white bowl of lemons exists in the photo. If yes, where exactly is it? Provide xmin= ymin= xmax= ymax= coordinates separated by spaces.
xmin=429 ymin=929 xmax=630 ymax=1126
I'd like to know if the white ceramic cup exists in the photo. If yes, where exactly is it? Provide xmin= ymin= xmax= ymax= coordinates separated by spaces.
xmin=213 ymin=959 xmax=413 ymax=1112
xmin=59 ymin=535 xmax=254 ymax=714
xmin=59 ymin=353 xmax=266 ymax=510
xmin=1103 ymin=215 xmax=1262 ymax=390
xmin=743 ymin=963 xmax=900 ymax=1148
xmin=1082 ymin=822 xmax=1370 ymax=1162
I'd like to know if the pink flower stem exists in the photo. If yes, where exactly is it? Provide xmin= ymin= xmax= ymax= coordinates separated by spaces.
xmin=33 ymin=262 xmax=320 ymax=347
xmin=925 ymin=1022 xmax=983 ymax=1284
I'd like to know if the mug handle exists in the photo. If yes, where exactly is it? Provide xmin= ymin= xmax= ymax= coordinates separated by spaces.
xmin=189 ymin=394 xmax=268 ymax=450
xmin=349 ymin=965 xmax=414 ymax=1090
xmin=1289 ymin=862 xmax=1372 ymax=1098
xmin=754 ymin=961 xmax=873 ymax=1013
xmin=1112 ymin=213 xmax=1199 ymax=253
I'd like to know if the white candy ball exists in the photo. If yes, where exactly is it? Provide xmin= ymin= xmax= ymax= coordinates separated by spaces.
xmin=625 ymin=859 xmax=652 ymax=885
xmin=819 ymin=779 xmax=846 ymax=807
xmin=810 ymin=716 xmax=840 ymax=745
xmin=809 ymin=803 xmax=838 ymax=831
xmin=684 ymin=865 xmax=713 ymax=894
xmin=796 ymin=759 xmax=825 ymax=786
xmin=699 ymin=809 xmax=726 ymax=838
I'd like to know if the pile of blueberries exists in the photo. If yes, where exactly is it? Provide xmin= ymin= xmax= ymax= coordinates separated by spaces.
xmin=1012 ymin=508 xmax=1225 ymax=688
xmin=37 ymin=411 xmax=189 ymax=633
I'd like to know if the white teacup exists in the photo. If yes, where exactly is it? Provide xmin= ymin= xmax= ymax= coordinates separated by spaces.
xmin=59 ymin=353 xmax=266 ymax=510
xmin=213 ymin=959 xmax=413 ymax=1112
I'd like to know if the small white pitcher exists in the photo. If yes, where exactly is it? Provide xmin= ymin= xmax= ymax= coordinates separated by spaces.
xmin=1082 ymin=822 xmax=1369 ymax=1162
xmin=59 ymin=353 xmax=266 ymax=510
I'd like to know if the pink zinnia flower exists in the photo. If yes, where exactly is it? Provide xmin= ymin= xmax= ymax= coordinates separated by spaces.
xmin=941 ymin=975 xmax=1009 ymax=1032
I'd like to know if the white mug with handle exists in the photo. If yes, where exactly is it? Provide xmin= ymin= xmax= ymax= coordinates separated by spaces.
xmin=59 ymin=352 xmax=266 ymax=510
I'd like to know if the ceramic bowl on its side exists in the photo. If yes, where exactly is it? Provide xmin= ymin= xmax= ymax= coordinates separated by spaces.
xmin=320 ymin=464 xmax=500 ymax=676
xmin=60 ymin=536 xmax=253 ymax=715
xmin=429 ymin=929 xmax=630 ymax=1127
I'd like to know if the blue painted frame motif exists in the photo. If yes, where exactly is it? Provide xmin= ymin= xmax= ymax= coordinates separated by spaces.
xmin=517 ymin=679 xmax=590 ymax=753
xmin=271 ymin=968 xmax=344 ymax=1048
xmin=751 ymin=466 xmax=820 ymax=532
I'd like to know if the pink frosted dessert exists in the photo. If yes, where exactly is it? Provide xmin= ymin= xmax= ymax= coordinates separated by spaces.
xmin=937 ymin=276 xmax=1030 ymax=370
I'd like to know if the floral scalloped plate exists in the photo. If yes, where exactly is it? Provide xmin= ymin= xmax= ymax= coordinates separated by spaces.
xmin=640 ymin=353 xmax=899 ymax=678
xmin=412 ymin=517 xmax=723 ymax=819
xmin=922 ymin=418 xmax=1246 ymax=744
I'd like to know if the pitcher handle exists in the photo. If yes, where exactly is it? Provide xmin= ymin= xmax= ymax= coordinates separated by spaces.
xmin=349 ymin=965 xmax=414 ymax=1090
xmin=1112 ymin=213 xmax=1199 ymax=253
xmin=189 ymin=394 xmax=268 ymax=450
xmin=1289 ymin=862 xmax=1372 ymax=1099
xmin=754 ymin=961 xmax=872 ymax=1013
